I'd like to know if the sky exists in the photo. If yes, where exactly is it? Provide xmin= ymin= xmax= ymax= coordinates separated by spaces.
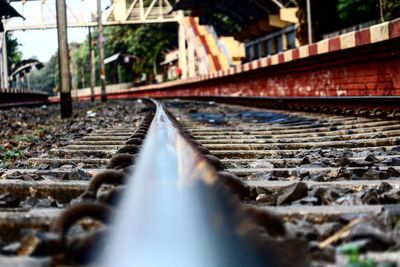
xmin=13 ymin=28 xmax=88 ymax=62
xmin=8 ymin=0 xmax=110 ymax=62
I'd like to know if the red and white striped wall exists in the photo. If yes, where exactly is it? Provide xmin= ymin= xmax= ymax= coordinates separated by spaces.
xmin=203 ymin=17 xmax=400 ymax=79
xmin=53 ymin=17 xmax=400 ymax=101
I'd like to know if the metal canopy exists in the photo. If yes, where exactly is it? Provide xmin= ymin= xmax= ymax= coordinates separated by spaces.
xmin=104 ymin=53 xmax=122 ymax=65
xmin=172 ymin=0 xmax=287 ymax=24
xmin=0 ymin=0 xmax=23 ymax=18
xmin=4 ymin=0 xmax=180 ymax=31
xmin=0 ymin=0 xmax=23 ymax=32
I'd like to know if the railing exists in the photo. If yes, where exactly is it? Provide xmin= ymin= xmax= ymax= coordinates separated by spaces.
xmin=0 ymin=88 xmax=48 ymax=95
xmin=72 ymin=82 xmax=134 ymax=98
xmin=244 ymin=25 xmax=297 ymax=61
xmin=0 ymin=88 xmax=49 ymax=106
xmin=322 ymin=19 xmax=381 ymax=39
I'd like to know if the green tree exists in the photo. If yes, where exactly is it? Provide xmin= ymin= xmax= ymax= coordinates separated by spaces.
xmin=6 ymin=32 xmax=22 ymax=73
xmin=103 ymin=25 xmax=137 ymax=84
xmin=126 ymin=23 xmax=177 ymax=78
xmin=337 ymin=0 xmax=380 ymax=27
xmin=29 ymin=53 xmax=59 ymax=94
xmin=382 ymin=0 xmax=400 ymax=21
xmin=23 ymin=23 xmax=179 ymax=92
xmin=72 ymin=23 xmax=177 ymax=86
xmin=197 ymin=11 xmax=242 ymax=36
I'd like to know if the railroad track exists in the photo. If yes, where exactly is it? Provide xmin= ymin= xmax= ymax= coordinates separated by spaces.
xmin=0 ymin=99 xmax=399 ymax=266
xmin=167 ymin=100 xmax=400 ymax=266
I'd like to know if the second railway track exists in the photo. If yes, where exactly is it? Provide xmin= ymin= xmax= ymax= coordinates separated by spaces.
xmin=167 ymin=100 xmax=400 ymax=266
xmin=0 ymin=99 xmax=399 ymax=266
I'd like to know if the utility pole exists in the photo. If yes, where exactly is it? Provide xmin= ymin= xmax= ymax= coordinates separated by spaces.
xmin=56 ymin=0 xmax=72 ymax=118
xmin=88 ymin=27 xmax=95 ymax=102
xmin=97 ymin=0 xmax=107 ymax=102
xmin=27 ymin=73 xmax=31 ymax=90
xmin=1 ymin=22 xmax=9 ymax=90
xmin=3 ymin=35 xmax=9 ymax=89
xmin=306 ymin=0 xmax=313 ymax=44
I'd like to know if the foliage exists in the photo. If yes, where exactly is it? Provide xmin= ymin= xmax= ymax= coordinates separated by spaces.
xmin=28 ymin=53 xmax=59 ymax=94
xmin=335 ymin=0 xmax=399 ymax=30
xmin=103 ymin=25 xmax=137 ymax=84
xmin=73 ymin=23 xmax=178 ymax=87
xmin=337 ymin=0 xmax=380 ymax=27
xmin=382 ymin=0 xmax=400 ymax=21
xmin=29 ymin=23 xmax=178 ymax=92
xmin=395 ymin=219 xmax=400 ymax=231
xmin=340 ymin=244 xmax=377 ymax=267
xmin=199 ymin=12 xmax=242 ymax=36
xmin=125 ymin=24 xmax=177 ymax=77
xmin=0 ymin=145 xmax=23 ymax=167
xmin=17 ymin=134 xmax=36 ymax=143
xmin=6 ymin=32 xmax=22 ymax=73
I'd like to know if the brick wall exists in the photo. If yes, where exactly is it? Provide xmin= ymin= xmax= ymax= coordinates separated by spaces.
xmin=102 ymin=39 xmax=399 ymax=99
xmin=74 ymin=18 xmax=400 ymax=100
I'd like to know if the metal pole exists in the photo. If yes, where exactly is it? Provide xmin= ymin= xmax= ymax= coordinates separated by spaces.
xmin=379 ymin=0 xmax=384 ymax=22
xmin=2 ymin=31 xmax=9 ymax=89
xmin=0 ymin=33 xmax=4 ymax=89
xmin=97 ymin=0 xmax=107 ymax=102
xmin=306 ymin=0 xmax=312 ymax=44
xmin=27 ymin=73 xmax=31 ymax=90
xmin=56 ymin=0 xmax=73 ymax=118
xmin=81 ymin=66 xmax=85 ymax=88
xmin=88 ymin=26 xmax=95 ymax=102
xmin=118 ymin=64 xmax=121 ymax=83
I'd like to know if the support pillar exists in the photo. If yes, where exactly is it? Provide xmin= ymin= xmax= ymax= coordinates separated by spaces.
xmin=306 ymin=0 xmax=313 ymax=44
xmin=88 ymin=27 xmax=95 ymax=102
xmin=178 ymin=13 xmax=188 ymax=80
xmin=56 ymin=0 xmax=73 ymax=118
xmin=97 ymin=0 xmax=107 ymax=102
xmin=0 ymin=33 xmax=5 ymax=89
xmin=0 ymin=28 xmax=9 ymax=89
xmin=2 ymin=32 xmax=8 ymax=89
xmin=187 ymin=38 xmax=195 ymax=77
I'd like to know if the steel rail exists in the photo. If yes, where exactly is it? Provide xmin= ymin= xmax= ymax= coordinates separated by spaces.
xmin=98 ymin=100 xmax=272 ymax=267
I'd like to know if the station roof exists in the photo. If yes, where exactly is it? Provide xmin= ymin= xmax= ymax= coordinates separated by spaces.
xmin=0 ymin=0 xmax=24 ymax=32
xmin=10 ymin=59 xmax=43 ymax=78
xmin=104 ymin=53 xmax=122 ymax=65
xmin=0 ymin=0 xmax=23 ymax=18
xmin=173 ymin=0 xmax=293 ymax=25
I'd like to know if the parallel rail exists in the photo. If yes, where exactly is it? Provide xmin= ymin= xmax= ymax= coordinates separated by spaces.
xmin=0 ymin=89 xmax=49 ymax=108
